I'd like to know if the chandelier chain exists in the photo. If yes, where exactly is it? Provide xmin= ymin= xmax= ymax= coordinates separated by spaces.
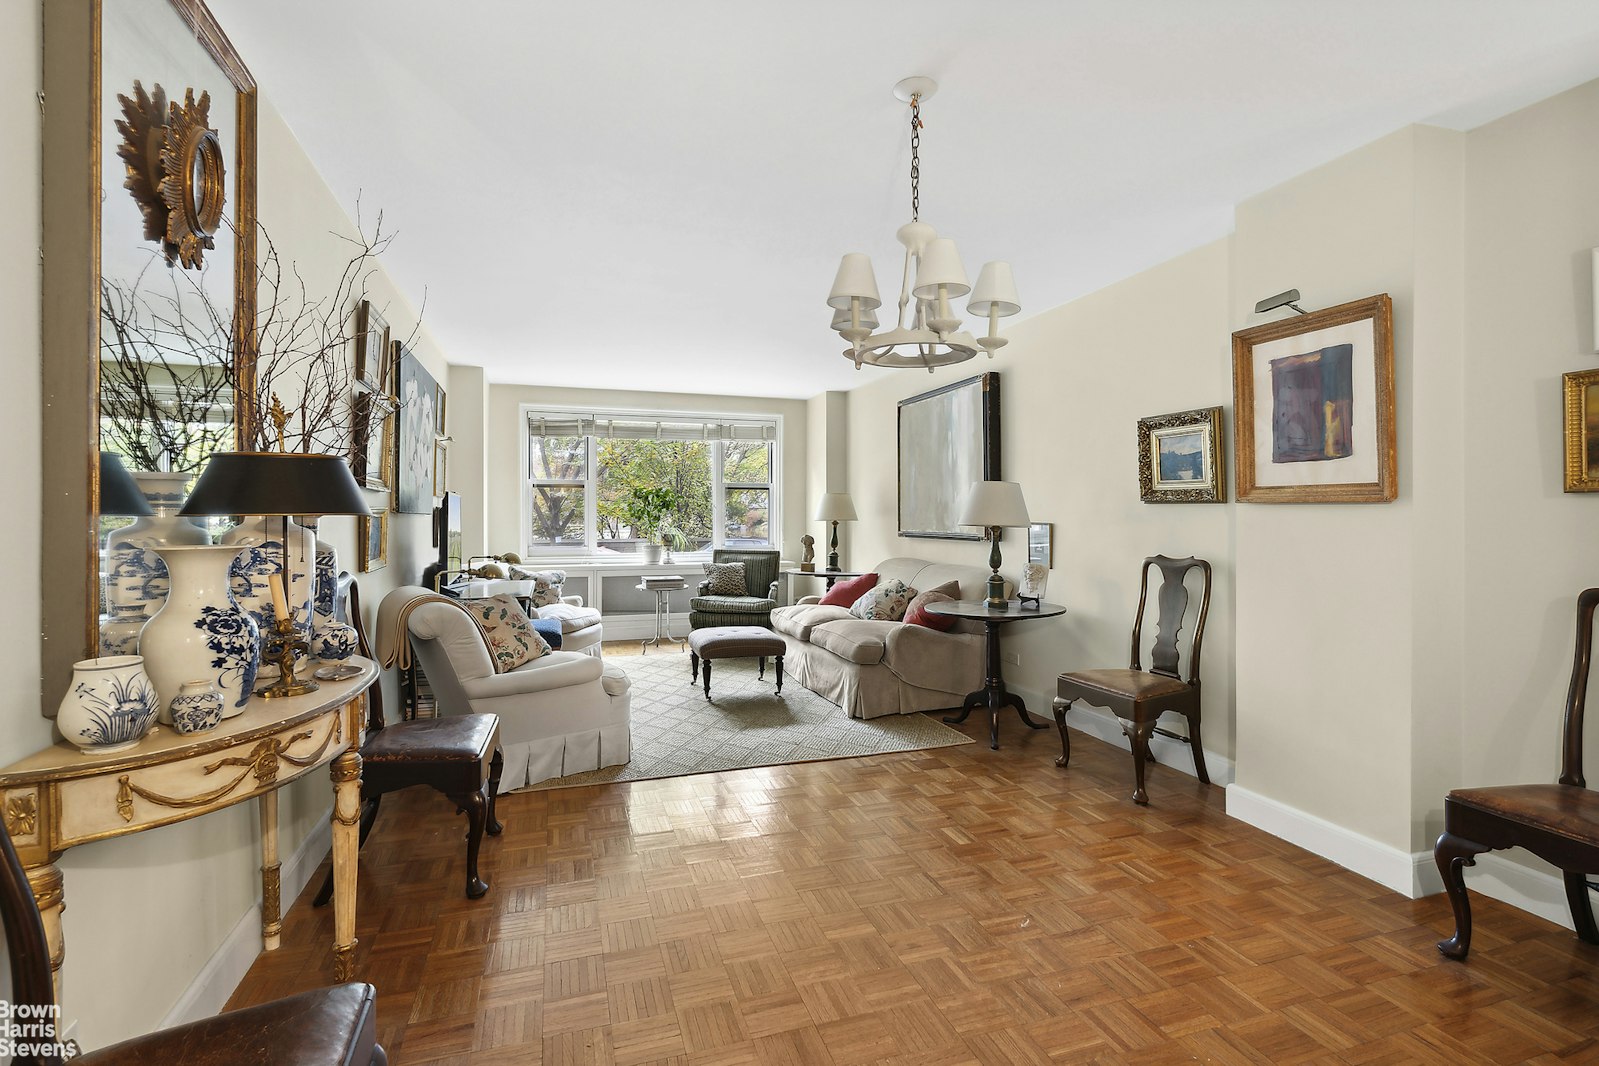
xmin=909 ymin=94 xmax=922 ymax=222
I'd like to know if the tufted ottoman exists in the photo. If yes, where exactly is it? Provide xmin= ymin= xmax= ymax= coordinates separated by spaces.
xmin=688 ymin=626 xmax=786 ymax=701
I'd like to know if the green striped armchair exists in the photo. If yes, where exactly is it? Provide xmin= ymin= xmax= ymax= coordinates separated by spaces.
xmin=689 ymin=549 xmax=781 ymax=631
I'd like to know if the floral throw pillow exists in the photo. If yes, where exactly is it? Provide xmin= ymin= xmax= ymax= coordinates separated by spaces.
xmin=510 ymin=567 xmax=567 ymax=608
xmin=703 ymin=561 xmax=748 ymax=597
xmin=850 ymin=578 xmax=916 ymax=621
xmin=460 ymin=594 xmax=551 ymax=673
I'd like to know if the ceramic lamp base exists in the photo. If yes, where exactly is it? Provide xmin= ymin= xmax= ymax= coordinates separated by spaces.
xmin=985 ymin=572 xmax=1007 ymax=609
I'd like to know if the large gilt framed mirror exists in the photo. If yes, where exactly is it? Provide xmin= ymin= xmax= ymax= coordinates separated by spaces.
xmin=41 ymin=0 xmax=256 ymax=712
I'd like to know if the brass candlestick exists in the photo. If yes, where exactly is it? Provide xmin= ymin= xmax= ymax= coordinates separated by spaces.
xmin=257 ymin=615 xmax=318 ymax=699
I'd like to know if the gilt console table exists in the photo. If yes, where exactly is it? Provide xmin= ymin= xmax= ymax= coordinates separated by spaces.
xmin=0 ymin=658 xmax=377 ymax=990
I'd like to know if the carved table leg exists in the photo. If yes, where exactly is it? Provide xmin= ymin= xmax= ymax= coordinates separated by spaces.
xmin=258 ymin=790 xmax=282 ymax=950
xmin=26 ymin=862 xmax=65 ymax=1000
xmin=330 ymin=749 xmax=363 ymax=980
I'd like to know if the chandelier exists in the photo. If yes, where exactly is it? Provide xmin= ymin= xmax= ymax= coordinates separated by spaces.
xmin=828 ymin=77 xmax=1020 ymax=372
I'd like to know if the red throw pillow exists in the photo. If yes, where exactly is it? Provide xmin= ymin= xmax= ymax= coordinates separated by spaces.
xmin=905 ymin=580 xmax=962 ymax=630
xmin=819 ymin=572 xmax=878 ymax=608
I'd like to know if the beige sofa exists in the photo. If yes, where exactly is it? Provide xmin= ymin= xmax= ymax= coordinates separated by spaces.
xmin=770 ymin=557 xmax=1005 ymax=720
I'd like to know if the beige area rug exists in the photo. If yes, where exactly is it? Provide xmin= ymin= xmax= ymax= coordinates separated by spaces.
xmin=521 ymin=648 xmax=973 ymax=790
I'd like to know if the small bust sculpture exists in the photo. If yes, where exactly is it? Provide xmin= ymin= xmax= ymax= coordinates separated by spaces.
xmin=800 ymin=534 xmax=816 ymax=570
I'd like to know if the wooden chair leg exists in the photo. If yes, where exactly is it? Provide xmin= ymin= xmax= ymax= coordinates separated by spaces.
xmin=1564 ymin=871 xmax=1599 ymax=945
xmin=1435 ymin=831 xmax=1489 ymax=959
xmin=690 ymin=653 xmax=700 ymax=683
xmin=486 ymin=748 xmax=504 ymax=837
xmin=1052 ymin=697 xmax=1072 ymax=768
xmin=758 ymin=655 xmax=766 ymax=680
xmin=313 ymin=793 xmax=382 ymax=908
xmin=450 ymin=788 xmax=490 ymax=900
xmin=775 ymin=655 xmax=784 ymax=694
xmin=703 ymin=660 xmax=713 ymax=701
xmin=1184 ymin=708 xmax=1211 ymax=784
xmin=1128 ymin=719 xmax=1156 ymax=805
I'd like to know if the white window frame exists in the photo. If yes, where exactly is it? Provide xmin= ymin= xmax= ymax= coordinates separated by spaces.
xmin=519 ymin=404 xmax=782 ymax=560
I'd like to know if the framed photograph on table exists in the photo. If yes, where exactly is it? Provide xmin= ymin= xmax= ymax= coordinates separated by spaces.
xmin=1231 ymin=294 xmax=1396 ymax=503
xmin=897 ymin=372 xmax=1000 ymax=539
xmin=1563 ymin=368 xmax=1599 ymax=492
xmin=359 ymin=510 xmax=388 ymax=572
xmin=1137 ymin=407 xmax=1225 ymax=503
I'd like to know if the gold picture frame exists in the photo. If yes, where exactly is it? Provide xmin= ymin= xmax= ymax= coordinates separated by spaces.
xmin=1231 ymin=294 xmax=1396 ymax=503
xmin=359 ymin=510 xmax=388 ymax=572
xmin=1563 ymin=368 xmax=1599 ymax=492
xmin=1137 ymin=407 xmax=1225 ymax=503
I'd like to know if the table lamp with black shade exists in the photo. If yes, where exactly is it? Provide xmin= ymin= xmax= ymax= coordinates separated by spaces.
xmin=98 ymin=452 xmax=155 ymax=518
xmin=180 ymin=451 xmax=371 ymax=698
xmin=958 ymin=480 xmax=1030 ymax=609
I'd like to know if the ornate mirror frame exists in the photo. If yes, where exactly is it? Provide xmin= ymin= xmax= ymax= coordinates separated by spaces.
xmin=41 ymin=0 xmax=257 ymax=713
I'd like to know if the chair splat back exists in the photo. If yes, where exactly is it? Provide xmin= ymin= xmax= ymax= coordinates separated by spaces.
xmin=1558 ymin=587 xmax=1599 ymax=788
xmin=340 ymin=573 xmax=387 ymax=731
xmin=0 ymin=815 xmax=62 ymax=1063
xmin=1131 ymin=555 xmax=1211 ymax=684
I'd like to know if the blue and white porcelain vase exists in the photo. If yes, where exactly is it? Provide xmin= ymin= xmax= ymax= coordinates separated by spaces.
xmin=169 ymin=679 xmax=224 ymax=735
xmin=101 ymin=471 xmax=209 ymax=653
xmin=309 ymin=536 xmax=357 ymax=661
xmin=57 ymin=655 xmax=160 ymax=754
xmin=223 ymin=516 xmax=316 ymax=675
xmin=141 ymin=544 xmax=261 ymax=721
xmin=98 ymin=603 xmax=148 ymax=656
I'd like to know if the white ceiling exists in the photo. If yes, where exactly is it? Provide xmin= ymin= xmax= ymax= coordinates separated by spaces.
xmin=207 ymin=0 xmax=1599 ymax=400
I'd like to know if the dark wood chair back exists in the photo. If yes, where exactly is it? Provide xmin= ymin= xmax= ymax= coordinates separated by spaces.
xmin=0 ymin=794 xmax=64 ymax=1062
xmin=338 ymin=571 xmax=387 ymax=731
xmin=1131 ymin=555 xmax=1212 ymax=684
xmin=1557 ymin=586 xmax=1597 ymax=788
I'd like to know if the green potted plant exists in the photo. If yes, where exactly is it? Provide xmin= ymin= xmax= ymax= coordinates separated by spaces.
xmin=620 ymin=485 xmax=681 ymax=564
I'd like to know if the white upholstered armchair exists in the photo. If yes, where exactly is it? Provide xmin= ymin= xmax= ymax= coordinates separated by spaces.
xmin=381 ymin=587 xmax=631 ymax=789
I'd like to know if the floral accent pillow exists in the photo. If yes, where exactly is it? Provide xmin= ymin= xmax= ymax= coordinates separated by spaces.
xmin=509 ymin=567 xmax=567 ymax=608
xmin=460 ymin=594 xmax=551 ymax=673
xmin=703 ymin=562 xmax=748 ymax=597
xmin=849 ymin=578 xmax=916 ymax=621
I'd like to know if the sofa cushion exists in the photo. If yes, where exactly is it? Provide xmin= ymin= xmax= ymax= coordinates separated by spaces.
xmin=849 ymin=578 xmax=915 ymax=621
xmin=689 ymin=594 xmax=777 ymax=614
xmin=536 ymin=601 xmax=603 ymax=633
xmin=820 ymin=572 xmax=877 ymax=607
xmin=905 ymin=580 xmax=962 ymax=630
xmin=459 ymin=594 xmax=551 ymax=673
xmin=771 ymin=603 xmax=854 ymax=642
xmin=703 ymin=561 xmax=748 ymax=596
xmin=808 ymin=619 xmax=893 ymax=665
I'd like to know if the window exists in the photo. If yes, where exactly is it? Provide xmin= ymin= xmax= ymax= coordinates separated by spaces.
xmin=522 ymin=408 xmax=779 ymax=557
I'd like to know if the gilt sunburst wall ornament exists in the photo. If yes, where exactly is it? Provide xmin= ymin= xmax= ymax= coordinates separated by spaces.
xmin=114 ymin=80 xmax=227 ymax=269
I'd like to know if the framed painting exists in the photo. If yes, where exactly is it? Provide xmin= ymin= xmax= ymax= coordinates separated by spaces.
xmin=1563 ymin=368 xmax=1599 ymax=492
xmin=396 ymin=342 xmax=441 ymax=514
xmin=1231 ymin=294 xmax=1396 ymax=503
xmin=433 ymin=437 xmax=450 ymax=497
xmin=354 ymin=300 xmax=389 ymax=390
xmin=1027 ymin=522 xmax=1053 ymax=568
xmin=898 ymin=372 xmax=1001 ymax=539
xmin=1138 ymin=407 xmax=1225 ymax=503
xmin=359 ymin=510 xmax=388 ymax=572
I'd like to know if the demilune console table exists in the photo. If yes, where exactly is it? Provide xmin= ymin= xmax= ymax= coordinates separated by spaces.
xmin=0 ymin=658 xmax=378 ymax=992
xmin=924 ymin=599 xmax=1067 ymax=750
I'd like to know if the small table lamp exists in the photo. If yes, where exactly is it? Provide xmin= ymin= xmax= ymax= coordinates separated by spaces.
xmin=814 ymin=492 xmax=858 ymax=571
xmin=181 ymin=451 xmax=372 ymax=698
xmin=958 ymin=481 xmax=1030 ymax=609
xmin=98 ymin=452 xmax=155 ymax=517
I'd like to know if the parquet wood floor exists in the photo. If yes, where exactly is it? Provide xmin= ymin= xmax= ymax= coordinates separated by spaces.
xmin=227 ymin=705 xmax=1599 ymax=1065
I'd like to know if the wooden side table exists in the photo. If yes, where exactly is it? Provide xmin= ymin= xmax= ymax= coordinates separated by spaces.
xmin=924 ymin=600 xmax=1067 ymax=750
xmin=0 ymin=659 xmax=377 ymax=991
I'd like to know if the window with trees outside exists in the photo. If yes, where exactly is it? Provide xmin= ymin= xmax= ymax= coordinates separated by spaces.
xmin=521 ymin=409 xmax=779 ymax=558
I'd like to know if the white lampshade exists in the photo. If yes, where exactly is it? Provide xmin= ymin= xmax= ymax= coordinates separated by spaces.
xmin=814 ymin=492 xmax=858 ymax=522
xmin=968 ymin=261 xmax=1021 ymax=318
xmin=911 ymin=238 xmax=971 ymax=300
xmin=958 ymin=480 xmax=1029 ymax=528
xmin=828 ymin=253 xmax=883 ymax=311
xmin=831 ymin=305 xmax=879 ymax=333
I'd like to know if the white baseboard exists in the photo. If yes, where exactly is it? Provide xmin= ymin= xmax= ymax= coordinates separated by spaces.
xmin=159 ymin=811 xmax=334 ymax=1028
xmin=1049 ymin=697 xmax=1235 ymax=787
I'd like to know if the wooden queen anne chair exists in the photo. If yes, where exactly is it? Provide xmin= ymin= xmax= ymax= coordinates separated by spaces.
xmin=1053 ymin=555 xmax=1212 ymax=805
xmin=1435 ymin=587 xmax=1599 ymax=960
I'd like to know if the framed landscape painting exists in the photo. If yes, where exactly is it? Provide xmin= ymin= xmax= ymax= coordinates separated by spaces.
xmin=1231 ymin=294 xmax=1396 ymax=503
xmin=1563 ymin=368 xmax=1599 ymax=492
xmin=898 ymin=372 xmax=1000 ymax=539
xmin=359 ymin=510 xmax=388 ymax=572
xmin=1138 ymin=407 xmax=1225 ymax=503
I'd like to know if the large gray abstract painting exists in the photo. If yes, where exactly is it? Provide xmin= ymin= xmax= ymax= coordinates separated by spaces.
xmin=897 ymin=373 xmax=1000 ymax=539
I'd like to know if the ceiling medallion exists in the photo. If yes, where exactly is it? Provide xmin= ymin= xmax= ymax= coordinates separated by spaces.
xmin=828 ymin=76 xmax=1020 ymax=372
xmin=115 ymin=81 xmax=227 ymax=270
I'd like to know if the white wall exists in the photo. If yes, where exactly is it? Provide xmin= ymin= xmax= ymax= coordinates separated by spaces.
xmin=839 ymin=240 xmax=1238 ymax=769
xmin=486 ymin=384 xmax=809 ymax=561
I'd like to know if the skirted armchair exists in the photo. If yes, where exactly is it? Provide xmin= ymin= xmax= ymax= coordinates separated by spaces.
xmin=689 ymin=548 xmax=781 ymax=630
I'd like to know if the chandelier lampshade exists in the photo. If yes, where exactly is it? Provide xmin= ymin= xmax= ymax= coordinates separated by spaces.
xmin=828 ymin=77 xmax=1019 ymax=372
